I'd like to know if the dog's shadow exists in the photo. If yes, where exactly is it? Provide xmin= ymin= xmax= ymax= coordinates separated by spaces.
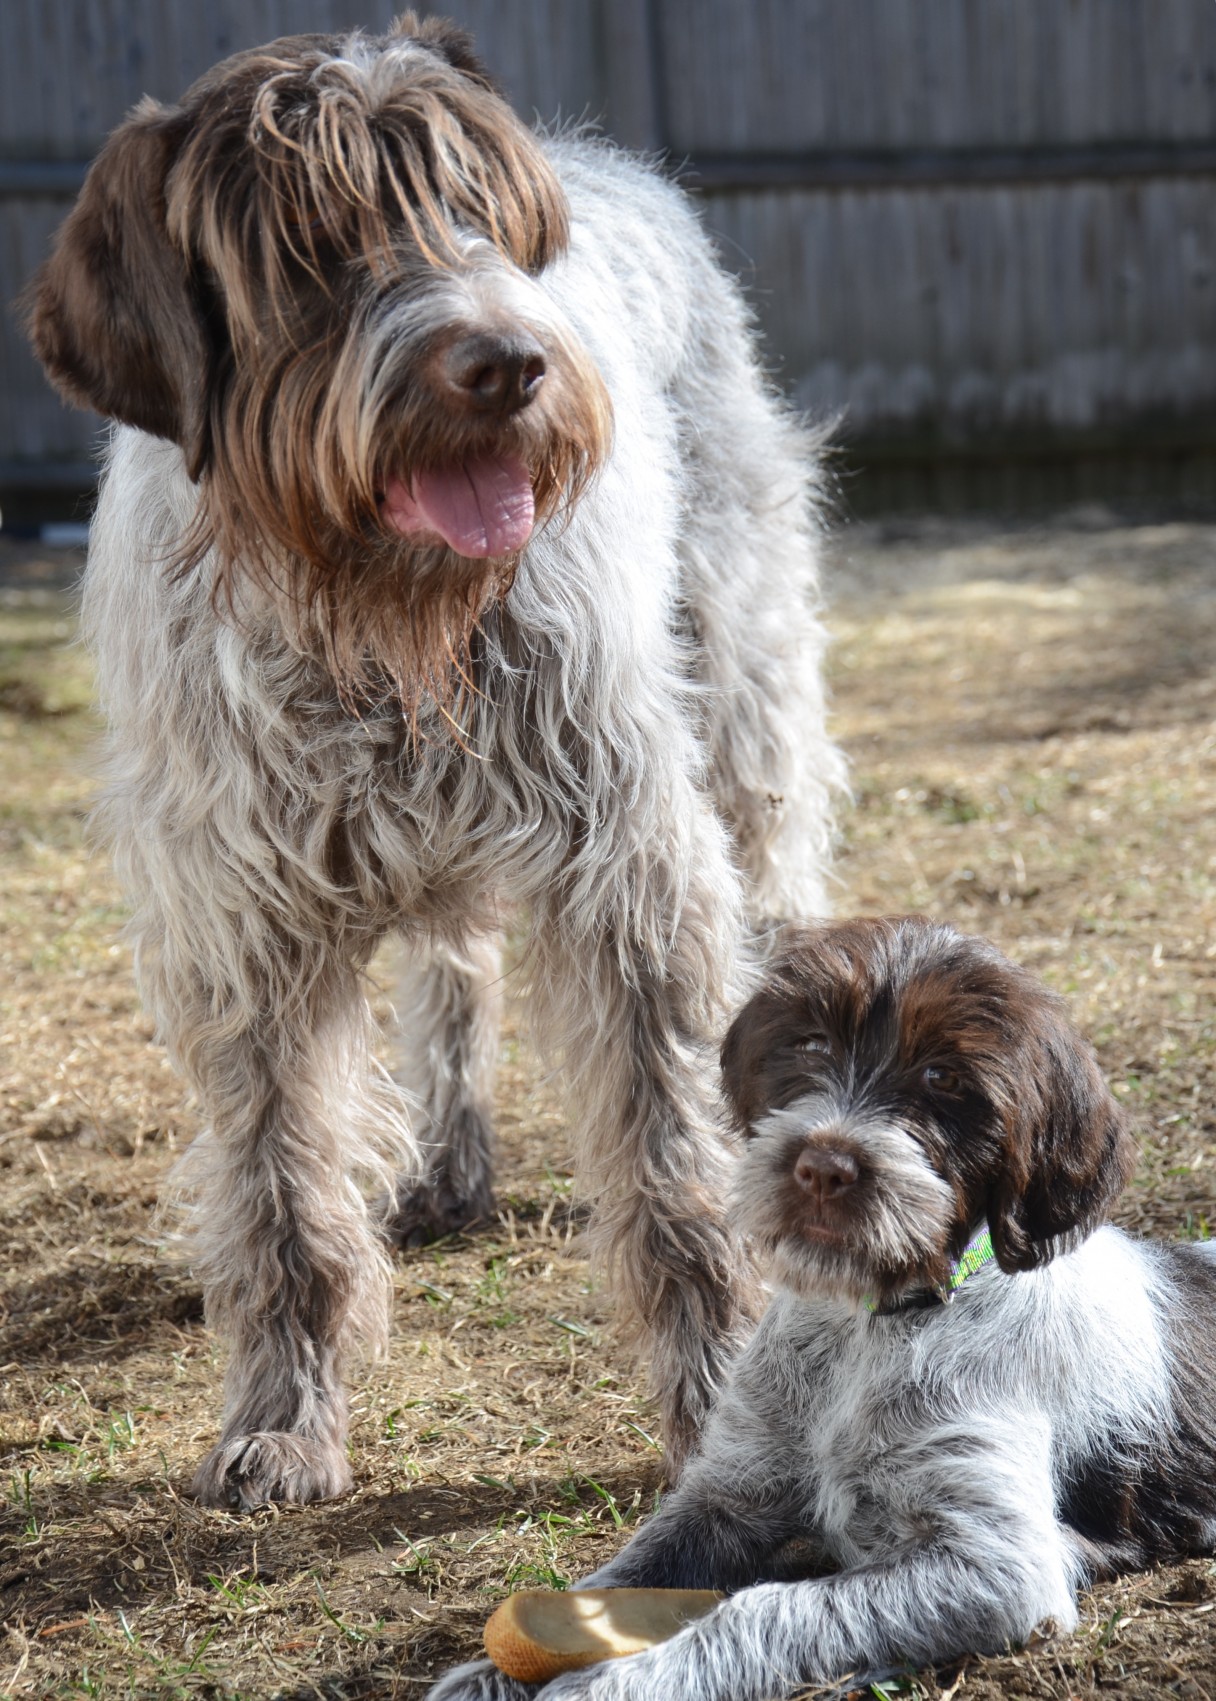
xmin=0 ymin=1466 xmax=661 ymax=1633
xmin=0 ymin=1259 xmax=204 ymax=1367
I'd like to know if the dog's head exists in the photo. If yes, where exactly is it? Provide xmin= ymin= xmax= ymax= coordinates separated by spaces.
xmin=721 ymin=917 xmax=1135 ymax=1308
xmin=27 ymin=14 xmax=611 ymax=705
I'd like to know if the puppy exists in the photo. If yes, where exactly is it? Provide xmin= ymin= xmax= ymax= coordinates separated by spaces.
xmin=430 ymin=917 xmax=1216 ymax=1699
xmin=25 ymin=16 xmax=842 ymax=1505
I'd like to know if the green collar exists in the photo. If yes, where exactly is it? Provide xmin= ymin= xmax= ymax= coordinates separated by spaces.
xmin=864 ymin=1225 xmax=996 ymax=1317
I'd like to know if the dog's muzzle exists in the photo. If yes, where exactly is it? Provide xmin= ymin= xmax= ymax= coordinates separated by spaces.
xmin=441 ymin=329 xmax=547 ymax=418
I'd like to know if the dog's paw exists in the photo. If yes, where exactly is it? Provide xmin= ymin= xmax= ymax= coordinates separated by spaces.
xmin=191 ymin=1431 xmax=353 ymax=1509
xmin=380 ymin=1169 xmax=497 ymax=1249
xmin=425 ymin=1658 xmax=535 ymax=1701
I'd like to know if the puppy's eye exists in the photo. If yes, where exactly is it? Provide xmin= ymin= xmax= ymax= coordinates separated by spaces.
xmin=794 ymin=1034 xmax=832 ymax=1060
xmin=923 ymin=1064 xmax=962 ymax=1095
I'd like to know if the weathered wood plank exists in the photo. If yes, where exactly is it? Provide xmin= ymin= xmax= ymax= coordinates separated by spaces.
xmin=0 ymin=1 xmax=603 ymax=155
xmin=659 ymin=0 xmax=1216 ymax=155
xmin=701 ymin=176 xmax=1216 ymax=450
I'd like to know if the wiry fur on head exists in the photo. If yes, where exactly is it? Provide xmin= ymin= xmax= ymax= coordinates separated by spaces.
xmin=721 ymin=916 xmax=1136 ymax=1306
xmin=27 ymin=13 xmax=611 ymax=710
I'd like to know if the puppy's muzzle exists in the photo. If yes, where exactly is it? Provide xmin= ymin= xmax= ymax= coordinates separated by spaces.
xmin=793 ymin=1142 xmax=860 ymax=1210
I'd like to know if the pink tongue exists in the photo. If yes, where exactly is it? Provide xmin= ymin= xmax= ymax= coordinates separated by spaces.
xmin=380 ymin=455 xmax=535 ymax=558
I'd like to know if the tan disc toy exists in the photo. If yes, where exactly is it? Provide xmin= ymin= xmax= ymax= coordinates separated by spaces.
xmin=484 ymin=1587 xmax=725 ymax=1682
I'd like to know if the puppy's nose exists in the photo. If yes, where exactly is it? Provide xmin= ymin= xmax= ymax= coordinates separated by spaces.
xmin=792 ymin=1144 xmax=859 ymax=1206
xmin=444 ymin=331 xmax=547 ymax=416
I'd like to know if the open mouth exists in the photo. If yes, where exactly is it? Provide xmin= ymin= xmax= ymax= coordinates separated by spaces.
xmin=378 ymin=454 xmax=536 ymax=558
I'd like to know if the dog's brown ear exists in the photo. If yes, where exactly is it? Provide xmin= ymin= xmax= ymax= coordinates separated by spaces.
xmin=986 ymin=1006 xmax=1136 ymax=1272
xmin=721 ymin=922 xmax=856 ymax=1134
xmin=721 ymin=932 xmax=818 ymax=1134
xmin=25 ymin=99 xmax=212 ymax=477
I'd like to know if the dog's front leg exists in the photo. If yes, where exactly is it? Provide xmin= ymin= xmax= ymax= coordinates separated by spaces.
xmin=530 ymin=795 xmax=760 ymax=1474
xmin=140 ymin=908 xmax=400 ymax=1508
xmin=534 ymin=1436 xmax=1078 ymax=1700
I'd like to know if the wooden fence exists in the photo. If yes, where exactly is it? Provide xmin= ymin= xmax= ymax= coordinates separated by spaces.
xmin=3 ymin=0 xmax=1215 ymax=496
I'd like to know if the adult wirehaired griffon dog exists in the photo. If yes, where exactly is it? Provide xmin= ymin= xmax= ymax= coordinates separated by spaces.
xmin=26 ymin=16 xmax=843 ymax=1508
xmin=429 ymin=918 xmax=1216 ymax=1701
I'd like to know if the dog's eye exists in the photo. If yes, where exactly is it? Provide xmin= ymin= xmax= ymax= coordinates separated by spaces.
xmin=922 ymin=1064 xmax=962 ymax=1095
xmin=794 ymin=1034 xmax=831 ymax=1060
xmin=285 ymin=204 xmax=329 ymax=237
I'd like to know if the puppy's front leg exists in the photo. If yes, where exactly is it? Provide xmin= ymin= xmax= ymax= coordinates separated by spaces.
xmin=580 ymin=1427 xmax=804 ymax=1593
xmin=537 ymin=1430 xmax=1078 ymax=1701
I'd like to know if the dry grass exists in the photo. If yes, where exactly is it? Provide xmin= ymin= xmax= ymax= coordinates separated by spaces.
xmin=2 ymin=513 xmax=1216 ymax=1699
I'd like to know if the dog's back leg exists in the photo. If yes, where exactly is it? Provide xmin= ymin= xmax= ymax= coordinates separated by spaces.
xmin=382 ymin=931 xmax=503 ymax=1246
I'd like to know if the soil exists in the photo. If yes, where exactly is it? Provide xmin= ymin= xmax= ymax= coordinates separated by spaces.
xmin=2 ymin=513 xmax=1215 ymax=1699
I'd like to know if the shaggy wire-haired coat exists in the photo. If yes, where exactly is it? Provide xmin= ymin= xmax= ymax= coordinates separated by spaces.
xmin=26 ymin=15 xmax=843 ymax=1507
xmin=429 ymin=918 xmax=1216 ymax=1701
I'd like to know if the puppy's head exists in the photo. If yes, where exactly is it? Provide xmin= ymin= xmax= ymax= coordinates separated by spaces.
xmin=721 ymin=917 xmax=1135 ymax=1308
xmin=27 ymin=15 xmax=611 ymax=708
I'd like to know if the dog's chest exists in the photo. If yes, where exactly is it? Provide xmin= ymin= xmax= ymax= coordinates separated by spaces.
xmin=342 ymin=723 xmax=564 ymax=908
xmin=756 ymin=1298 xmax=991 ymax=1564
xmin=330 ymin=660 xmax=617 ymax=912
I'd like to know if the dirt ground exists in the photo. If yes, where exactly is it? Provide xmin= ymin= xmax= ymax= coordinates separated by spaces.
xmin=3 ymin=511 xmax=1216 ymax=1700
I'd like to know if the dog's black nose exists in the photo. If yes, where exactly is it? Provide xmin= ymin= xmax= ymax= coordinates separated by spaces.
xmin=444 ymin=331 xmax=547 ymax=416
xmin=792 ymin=1144 xmax=859 ymax=1205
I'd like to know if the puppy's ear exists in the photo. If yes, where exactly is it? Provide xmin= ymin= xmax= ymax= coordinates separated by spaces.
xmin=25 ymin=100 xmax=213 ymax=478
xmin=721 ymin=922 xmax=851 ymax=1133
xmin=721 ymin=998 xmax=761 ymax=1133
xmin=721 ymin=953 xmax=808 ymax=1134
xmin=986 ymin=1005 xmax=1135 ymax=1272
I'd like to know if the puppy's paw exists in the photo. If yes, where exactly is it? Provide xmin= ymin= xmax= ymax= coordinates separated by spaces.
xmin=191 ymin=1430 xmax=353 ymax=1509
xmin=425 ymin=1658 xmax=535 ymax=1701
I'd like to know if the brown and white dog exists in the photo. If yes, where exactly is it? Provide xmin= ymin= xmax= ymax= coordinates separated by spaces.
xmin=430 ymin=917 xmax=1216 ymax=1701
xmin=26 ymin=16 xmax=843 ymax=1506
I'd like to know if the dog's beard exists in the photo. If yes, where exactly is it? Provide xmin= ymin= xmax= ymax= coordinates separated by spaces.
xmin=177 ymin=309 xmax=610 ymax=720
xmin=734 ymin=1103 xmax=958 ymax=1307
